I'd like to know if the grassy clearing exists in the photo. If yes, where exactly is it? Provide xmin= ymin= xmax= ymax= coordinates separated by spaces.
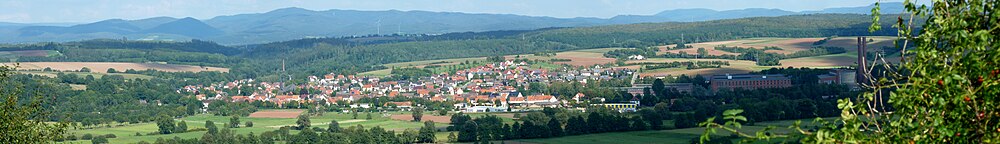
xmin=358 ymin=69 xmax=392 ymax=77
xmin=62 ymin=112 xmax=440 ymax=143
xmin=68 ymin=84 xmax=87 ymax=90
xmin=514 ymin=117 xmax=833 ymax=144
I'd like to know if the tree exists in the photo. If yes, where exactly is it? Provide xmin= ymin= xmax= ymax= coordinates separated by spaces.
xmin=638 ymin=108 xmax=662 ymax=130
xmin=106 ymin=68 xmax=117 ymax=73
xmin=229 ymin=115 xmax=240 ymax=128
xmin=205 ymin=120 xmax=218 ymax=134
xmin=418 ymin=121 xmax=436 ymax=143
xmin=565 ymin=116 xmax=587 ymax=135
xmin=365 ymin=111 xmax=372 ymax=120
xmin=652 ymin=79 xmax=665 ymax=99
xmin=701 ymin=1 xmax=1000 ymax=143
xmin=245 ymin=121 xmax=253 ymax=128
xmin=296 ymin=114 xmax=311 ymax=130
xmin=0 ymin=65 xmax=68 ymax=143
xmin=290 ymin=128 xmax=318 ymax=143
xmin=438 ymin=109 xmax=448 ymax=116
xmin=547 ymin=116 xmax=564 ymax=137
xmin=80 ymin=67 xmax=91 ymax=72
xmin=327 ymin=119 xmax=341 ymax=133
xmin=156 ymin=115 xmax=175 ymax=134
xmin=412 ymin=107 xmax=424 ymax=122
xmin=458 ymin=121 xmax=479 ymax=142
xmin=175 ymin=121 xmax=188 ymax=133
xmin=697 ymin=48 xmax=708 ymax=58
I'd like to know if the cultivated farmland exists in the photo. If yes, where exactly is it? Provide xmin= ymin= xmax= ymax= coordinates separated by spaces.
xmin=248 ymin=109 xmax=305 ymax=118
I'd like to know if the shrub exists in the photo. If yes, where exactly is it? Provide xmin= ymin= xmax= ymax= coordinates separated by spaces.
xmin=81 ymin=134 xmax=93 ymax=140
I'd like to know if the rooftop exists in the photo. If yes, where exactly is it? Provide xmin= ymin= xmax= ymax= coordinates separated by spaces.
xmin=711 ymin=74 xmax=789 ymax=81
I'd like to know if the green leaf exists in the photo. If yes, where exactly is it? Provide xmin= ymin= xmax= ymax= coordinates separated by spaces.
xmin=723 ymin=109 xmax=744 ymax=116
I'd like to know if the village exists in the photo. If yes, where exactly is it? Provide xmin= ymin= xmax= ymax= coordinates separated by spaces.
xmin=180 ymin=56 xmax=860 ymax=114
xmin=180 ymin=59 xmax=642 ymax=113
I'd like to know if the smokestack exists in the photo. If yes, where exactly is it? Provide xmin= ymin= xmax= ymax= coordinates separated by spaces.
xmin=857 ymin=37 xmax=868 ymax=85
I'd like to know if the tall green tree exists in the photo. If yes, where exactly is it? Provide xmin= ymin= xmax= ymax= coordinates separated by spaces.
xmin=652 ymin=79 xmax=665 ymax=99
xmin=412 ymin=107 xmax=424 ymax=122
xmin=366 ymin=111 xmax=372 ymax=120
xmin=229 ymin=115 xmax=240 ymax=128
xmin=697 ymin=48 xmax=708 ymax=58
xmin=327 ymin=119 xmax=341 ymax=133
xmin=175 ymin=121 xmax=188 ymax=133
xmin=205 ymin=120 xmax=218 ymax=134
xmin=458 ymin=121 xmax=479 ymax=142
xmin=156 ymin=115 xmax=175 ymax=134
xmin=547 ymin=116 xmax=564 ymax=137
xmin=296 ymin=114 xmax=311 ymax=130
xmin=418 ymin=121 xmax=436 ymax=143
xmin=0 ymin=65 xmax=68 ymax=143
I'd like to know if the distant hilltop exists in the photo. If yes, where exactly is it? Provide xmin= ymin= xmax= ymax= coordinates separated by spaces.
xmin=0 ymin=2 xmax=905 ymax=45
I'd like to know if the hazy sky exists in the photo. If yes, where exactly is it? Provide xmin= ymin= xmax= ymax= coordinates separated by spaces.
xmin=1 ymin=0 xmax=923 ymax=23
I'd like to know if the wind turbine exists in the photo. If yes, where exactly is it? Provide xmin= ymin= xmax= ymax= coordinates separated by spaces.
xmin=375 ymin=18 xmax=383 ymax=36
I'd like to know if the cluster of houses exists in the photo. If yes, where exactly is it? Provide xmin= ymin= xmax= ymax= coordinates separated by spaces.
xmin=180 ymin=60 xmax=636 ymax=112
xmin=179 ymin=57 xmax=860 ymax=113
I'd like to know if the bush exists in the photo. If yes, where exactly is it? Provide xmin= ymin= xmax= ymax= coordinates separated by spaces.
xmin=81 ymin=134 xmax=93 ymax=140
xmin=245 ymin=121 xmax=254 ymax=127
xmin=91 ymin=136 xmax=108 ymax=144
xmin=104 ymin=134 xmax=117 ymax=138
xmin=65 ymin=135 xmax=77 ymax=141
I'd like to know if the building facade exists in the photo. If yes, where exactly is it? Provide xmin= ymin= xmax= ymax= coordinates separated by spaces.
xmin=710 ymin=74 xmax=792 ymax=92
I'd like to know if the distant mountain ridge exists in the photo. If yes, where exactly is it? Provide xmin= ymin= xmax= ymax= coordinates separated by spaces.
xmin=0 ymin=2 xmax=906 ymax=45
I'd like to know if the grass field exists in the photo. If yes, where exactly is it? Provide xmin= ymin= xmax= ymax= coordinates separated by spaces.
xmin=4 ymin=62 xmax=229 ymax=73
xmin=20 ymin=71 xmax=155 ymax=79
xmin=61 ymin=112 xmax=445 ymax=143
xmin=513 ymin=117 xmax=834 ymax=144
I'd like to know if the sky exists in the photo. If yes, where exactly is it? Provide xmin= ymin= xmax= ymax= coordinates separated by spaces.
xmin=0 ymin=0 xmax=924 ymax=23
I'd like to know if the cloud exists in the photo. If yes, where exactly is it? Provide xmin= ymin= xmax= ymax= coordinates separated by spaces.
xmin=0 ymin=13 xmax=31 ymax=22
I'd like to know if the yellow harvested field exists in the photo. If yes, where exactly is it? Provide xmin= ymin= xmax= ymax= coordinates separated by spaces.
xmin=249 ymin=109 xmax=304 ymax=118
xmin=4 ymin=62 xmax=229 ymax=73
xmin=552 ymin=51 xmax=617 ymax=66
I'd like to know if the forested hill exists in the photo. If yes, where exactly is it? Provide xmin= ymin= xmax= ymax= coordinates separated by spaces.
xmin=530 ymin=14 xmax=914 ymax=48
xmin=0 ymin=2 xmax=906 ymax=45
xmin=1 ymin=14 xmax=921 ymax=80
